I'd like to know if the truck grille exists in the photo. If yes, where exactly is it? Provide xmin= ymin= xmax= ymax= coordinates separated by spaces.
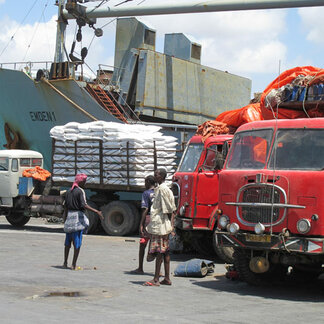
xmin=241 ymin=186 xmax=281 ymax=224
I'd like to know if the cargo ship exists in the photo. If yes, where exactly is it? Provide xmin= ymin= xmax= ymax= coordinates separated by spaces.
xmin=1 ymin=0 xmax=319 ymax=169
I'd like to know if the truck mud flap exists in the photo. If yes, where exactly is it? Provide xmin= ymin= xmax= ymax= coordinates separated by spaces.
xmin=216 ymin=232 xmax=324 ymax=254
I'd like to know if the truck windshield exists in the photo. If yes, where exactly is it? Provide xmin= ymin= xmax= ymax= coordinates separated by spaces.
xmin=177 ymin=143 xmax=204 ymax=172
xmin=269 ymin=129 xmax=324 ymax=170
xmin=0 ymin=157 xmax=9 ymax=171
xmin=227 ymin=129 xmax=273 ymax=169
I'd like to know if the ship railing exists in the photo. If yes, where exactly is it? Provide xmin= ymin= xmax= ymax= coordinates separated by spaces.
xmin=97 ymin=64 xmax=124 ymax=92
xmin=74 ymin=71 xmax=94 ymax=82
xmin=0 ymin=61 xmax=53 ymax=77
xmin=0 ymin=60 xmax=85 ymax=81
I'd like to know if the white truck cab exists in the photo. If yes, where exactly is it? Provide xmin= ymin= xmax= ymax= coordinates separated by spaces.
xmin=0 ymin=150 xmax=43 ymax=207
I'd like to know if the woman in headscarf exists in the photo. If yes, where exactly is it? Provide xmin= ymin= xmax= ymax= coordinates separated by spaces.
xmin=63 ymin=173 xmax=103 ymax=270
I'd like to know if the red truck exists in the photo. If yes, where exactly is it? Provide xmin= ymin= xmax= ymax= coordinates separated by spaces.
xmin=216 ymin=118 xmax=324 ymax=284
xmin=172 ymin=134 xmax=234 ymax=262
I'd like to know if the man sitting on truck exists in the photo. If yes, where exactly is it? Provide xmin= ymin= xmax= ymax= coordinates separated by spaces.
xmin=144 ymin=168 xmax=176 ymax=286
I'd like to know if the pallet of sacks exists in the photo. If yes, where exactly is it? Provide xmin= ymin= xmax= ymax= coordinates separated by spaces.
xmin=50 ymin=121 xmax=178 ymax=187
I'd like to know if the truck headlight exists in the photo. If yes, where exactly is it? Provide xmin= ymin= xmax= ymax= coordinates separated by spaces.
xmin=254 ymin=222 xmax=265 ymax=235
xmin=219 ymin=215 xmax=229 ymax=229
xmin=297 ymin=219 xmax=311 ymax=234
xmin=179 ymin=205 xmax=186 ymax=216
xmin=229 ymin=222 xmax=240 ymax=234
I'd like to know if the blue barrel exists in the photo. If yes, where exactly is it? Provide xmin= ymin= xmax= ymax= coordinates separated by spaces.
xmin=292 ymin=86 xmax=299 ymax=101
xmin=298 ymin=86 xmax=306 ymax=101
xmin=318 ymin=83 xmax=324 ymax=100
xmin=313 ymin=84 xmax=319 ymax=100
xmin=174 ymin=259 xmax=212 ymax=277
xmin=283 ymin=85 xmax=292 ymax=102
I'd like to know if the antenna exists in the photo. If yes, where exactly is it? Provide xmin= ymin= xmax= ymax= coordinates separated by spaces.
xmin=269 ymin=59 xmax=281 ymax=235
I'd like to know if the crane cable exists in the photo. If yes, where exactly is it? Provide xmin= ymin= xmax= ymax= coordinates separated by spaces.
xmin=87 ymin=0 xmax=147 ymax=52
xmin=0 ymin=0 xmax=40 ymax=59
xmin=21 ymin=0 xmax=51 ymax=64
xmin=42 ymin=0 xmax=53 ymax=60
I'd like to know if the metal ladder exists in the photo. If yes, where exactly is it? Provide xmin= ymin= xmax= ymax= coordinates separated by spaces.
xmin=86 ymin=83 xmax=130 ymax=123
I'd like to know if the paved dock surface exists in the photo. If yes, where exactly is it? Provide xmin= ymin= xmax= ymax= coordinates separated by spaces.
xmin=1 ymin=217 xmax=324 ymax=323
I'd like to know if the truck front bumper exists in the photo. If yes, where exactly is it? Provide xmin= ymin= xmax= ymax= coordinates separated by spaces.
xmin=175 ymin=217 xmax=193 ymax=230
xmin=216 ymin=231 xmax=324 ymax=254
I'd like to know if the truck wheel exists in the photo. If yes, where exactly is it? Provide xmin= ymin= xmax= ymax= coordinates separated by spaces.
xmin=101 ymin=201 xmax=135 ymax=236
xmin=127 ymin=202 xmax=141 ymax=234
xmin=213 ymin=229 xmax=234 ymax=263
xmin=85 ymin=200 xmax=99 ymax=234
xmin=233 ymin=248 xmax=266 ymax=285
xmin=6 ymin=212 xmax=30 ymax=227
xmin=233 ymin=249 xmax=288 ymax=286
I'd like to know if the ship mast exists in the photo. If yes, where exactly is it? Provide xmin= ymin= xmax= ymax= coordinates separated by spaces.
xmin=54 ymin=0 xmax=67 ymax=63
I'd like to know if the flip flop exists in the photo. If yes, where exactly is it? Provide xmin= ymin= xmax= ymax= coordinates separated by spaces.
xmin=143 ymin=280 xmax=160 ymax=287
xmin=160 ymin=279 xmax=172 ymax=286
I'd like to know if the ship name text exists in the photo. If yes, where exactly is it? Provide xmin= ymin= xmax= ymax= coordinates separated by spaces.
xmin=29 ymin=111 xmax=57 ymax=122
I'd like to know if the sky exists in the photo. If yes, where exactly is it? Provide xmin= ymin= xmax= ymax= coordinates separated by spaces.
xmin=1 ymin=0 xmax=324 ymax=98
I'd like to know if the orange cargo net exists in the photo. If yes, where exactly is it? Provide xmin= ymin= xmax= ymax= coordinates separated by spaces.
xmin=261 ymin=66 xmax=324 ymax=100
xmin=260 ymin=66 xmax=324 ymax=120
xmin=22 ymin=166 xmax=51 ymax=182
xmin=196 ymin=120 xmax=230 ymax=142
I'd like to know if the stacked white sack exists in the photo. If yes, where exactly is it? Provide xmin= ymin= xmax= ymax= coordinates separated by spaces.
xmin=50 ymin=121 xmax=178 ymax=186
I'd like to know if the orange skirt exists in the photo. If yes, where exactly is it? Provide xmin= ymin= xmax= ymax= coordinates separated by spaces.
xmin=148 ymin=234 xmax=169 ymax=254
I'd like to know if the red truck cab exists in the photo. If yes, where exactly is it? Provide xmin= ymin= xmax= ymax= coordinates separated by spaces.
xmin=216 ymin=118 xmax=324 ymax=284
xmin=172 ymin=134 xmax=233 ymax=258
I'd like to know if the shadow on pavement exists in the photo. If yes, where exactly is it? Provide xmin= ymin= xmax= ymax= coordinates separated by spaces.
xmin=0 ymin=223 xmax=63 ymax=234
xmin=124 ymin=270 xmax=153 ymax=276
xmin=51 ymin=265 xmax=72 ymax=270
xmin=192 ymin=276 xmax=324 ymax=302
xmin=129 ymin=280 xmax=151 ymax=286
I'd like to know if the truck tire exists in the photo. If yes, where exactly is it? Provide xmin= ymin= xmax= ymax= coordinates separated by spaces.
xmin=213 ymin=229 xmax=234 ymax=263
xmin=233 ymin=248 xmax=265 ymax=286
xmin=127 ymin=202 xmax=141 ymax=234
xmin=6 ymin=212 xmax=30 ymax=227
xmin=233 ymin=248 xmax=288 ymax=286
xmin=85 ymin=200 xmax=99 ymax=234
xmin=101 ymin=201 xmax=135 ymax=236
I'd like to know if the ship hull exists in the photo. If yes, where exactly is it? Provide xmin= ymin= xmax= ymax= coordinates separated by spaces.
xmin=0 ymin=68 xmax=119 ymax=169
